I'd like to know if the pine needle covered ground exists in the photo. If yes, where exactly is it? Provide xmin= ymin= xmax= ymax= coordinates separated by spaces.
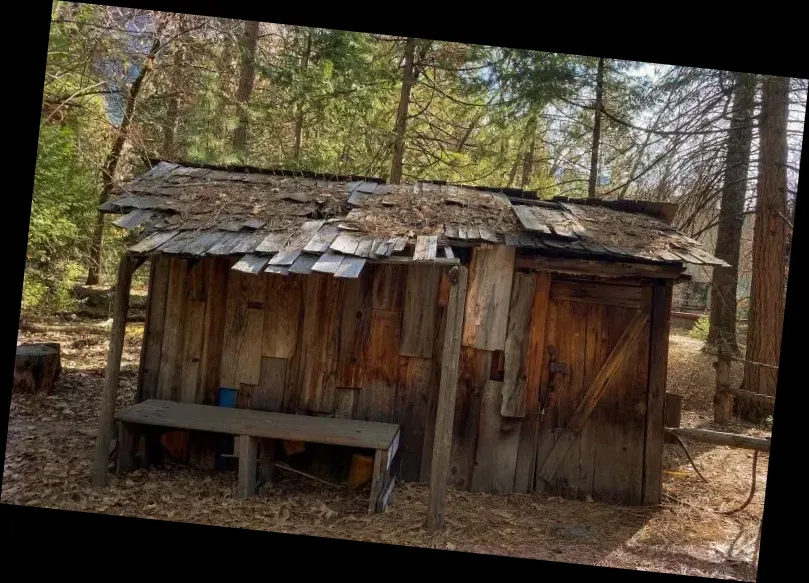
xmin=4 ymin=322 xmax=767 ymax=580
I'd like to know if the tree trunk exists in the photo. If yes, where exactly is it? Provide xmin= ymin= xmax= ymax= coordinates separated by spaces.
xmin=520 ymin=115 xmax=538 ymax=190
xmin=86 ymin=38 xmax=161 ymax=285
xmin=389 ymin=38 xmax=417 ymax=184
xmin=587 ymin=57 xmax=605 ymax=199
xmin=14 ymin=343 xmax=62 ymax=394
xmin=232 ymin=20 xmax=260 ymax=158
xmin=161 ymin=27 xmax=187 ymax=159
xmin=292 ymin=30 xmax=312 ymax=162
xmin=739 ymin=75 xmax=789 ymax=423
xmin=706 ymin=73 xmax=756 ymax=353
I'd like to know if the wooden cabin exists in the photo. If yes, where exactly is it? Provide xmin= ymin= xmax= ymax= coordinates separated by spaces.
xmin=96 ymin=160 xmax=727 ymax=506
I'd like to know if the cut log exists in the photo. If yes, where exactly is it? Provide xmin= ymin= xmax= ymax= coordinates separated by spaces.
xmin=14 ymin=343 xmax=62 ymax=394
xmin=664 ymin=427 xmax=771 ymax=452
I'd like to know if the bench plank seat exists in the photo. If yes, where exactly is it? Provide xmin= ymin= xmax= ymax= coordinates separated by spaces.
xmin=114 ymin=399 xmax=400 ymax=513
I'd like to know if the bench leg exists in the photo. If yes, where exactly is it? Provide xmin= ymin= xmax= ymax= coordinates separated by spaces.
xmin=237 ymin=435 xmax=258 ymax=499
xmin=258 ymin=439 xmax=275 ymax=486
xmin=117 ymin=422 xmax=136 ymax=473
xmin=368 ymin=448 xmax=389 ymax=514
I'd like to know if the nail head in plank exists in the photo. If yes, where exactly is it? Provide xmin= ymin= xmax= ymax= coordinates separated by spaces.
xmin=334 ymin=256 xmax=367 ymax=279
xmin=311 ymin=251 xmax=345 ymax=274
xmin=413 ymin=235 xmax=438 ymax=261
xmin=232 ymin=254 xmax=271 ymax=274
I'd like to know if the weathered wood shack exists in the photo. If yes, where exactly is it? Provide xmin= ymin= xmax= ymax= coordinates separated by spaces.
xmin=98 ymin=160 xmax=727 ymax=506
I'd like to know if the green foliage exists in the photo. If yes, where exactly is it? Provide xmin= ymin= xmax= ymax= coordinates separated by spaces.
xmin=689 ymin=315 xmax=711 ymax=341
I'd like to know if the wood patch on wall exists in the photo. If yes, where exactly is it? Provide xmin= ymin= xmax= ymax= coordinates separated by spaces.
xmin=462 ymin=245 xmax=515 ymax=351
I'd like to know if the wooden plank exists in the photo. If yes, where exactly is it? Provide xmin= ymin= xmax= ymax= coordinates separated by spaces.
xmin=248 ymin=357 xmax=287 ymax=412
xmin=179 ymin=298 xmax=206 ymax=403
xmin=296 ymin=275 xmax=343 ymax=413
xmin=220 ymin=272 xmax=257 ymax=388
xmin=444 ymin=224 xmax=459 ymax=239
xmin=183 ymin=231 xmax=227 ymax=256
xmin=262 ymin=274 xmax=303 ymax=359
xmin=643 ymin=282 xmax=672 ymax=504
xmin=138 ymin=256 xmax=170 ymax=401
xmin=538 ymin=309 xmax=650 ymax=484
xmin=576 ymin=302 xmax=607 ymax=498
xmin=504 ymin=234 xmax=520 ymax=247
xmin=92 ymin=255 xmax=138 ymax=486
xmin=449 ymin=347 xmax=491 ymax=489
xmin=669 ymin=248 xmax=704 ymax=265
xmin=413 ymin=235 xmax=439 ymax=261
xmin=533 ymin=297 xmax=561 ymax=494
xmin=355 ymin=309 xmax=402 ymax=423
xmin=393 ymin=237 xmax=408 ymax=252
xmin=156 ymin=258 xmax=188 ymax=400
xmin=470 ymin=380 xmax=521 ymax=493
xmin=232 ymin=254 xmax=270 ymax=274
xmin=376 ymin=475 xmax=396 ymax=512
xmin=231 ymin=231 xmax=267 ymax=254
xmin=237 ymin=436 xmax=258 ymax=498
xmin=399 ymin=264 xmax=442 ymax=358
xmin=513 ymin=205 xmax=552 ymax=235
xmin=311 ymin=251 xmax=345 ymax=274
xmin=442 ymin=246 xmax=455 ymax=260
xmin=394 ymin=356 xmax=434 ymax=482
xmin=515 ymin=255 xmax=685 ymax=279
xmin=198 ymin=258 xmax=229 ymax=405
xmin=368 ymin=448 xmax=389 ymax=514
xmin=336 ymin=273 xmax=373 ymax=389
xmin=355 ymin=238 xmax=375 ymax=258
xmin=330 ymin=232 xmax=362 ymax=255
xmin=268 ymin=247 xmax=303 ymax=266
xmin=333 ymin=388 xmax=357 ymax=419
xmin=372 ymin=264 xmax=406 ymax=311
xmin=550 ymin=279 xmax=643 ymax=308
xmin=256 ymin=232 xmax=291 ymax=254
xmin=117 ymin=400 xmax=401 ymax=449
xmin=238 ymin=299 xmax=266 ymax=386
xmin=206 ymin=232 xmax=241 ymax=256
xmin=684 ymin=245 xmax=730 ymax=267
xmin=288 ymin=253 xmax=319 ymax=275
xmin=461 ymin=245 xmax=516 ymax=351
xmin=334 ymin=256 xmax=367 ymax=278
xmin=159 ymin=230 xmax=200 ymax=254
xmin=264 ymin=264 xmax=290 ymax=276
xmin=114 ymin=209 xmax=154 ymax=229
xmin=426 ymin=265 xmax=468 ymax=532
xmin=501 ymin=272 xmax=536 ymax=417
xmin=478 ymin=227 xmax=499 ymax=243
xmin=130 ymin=230 xmax=179 ymax=254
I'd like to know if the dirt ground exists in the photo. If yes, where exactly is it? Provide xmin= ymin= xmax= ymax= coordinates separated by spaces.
xmin=3 ymin=318 xmax=769 ymax=580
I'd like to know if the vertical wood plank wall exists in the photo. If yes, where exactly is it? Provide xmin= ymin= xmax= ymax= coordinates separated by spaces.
xmin=137 ymin=253 xmax=671 ymax=504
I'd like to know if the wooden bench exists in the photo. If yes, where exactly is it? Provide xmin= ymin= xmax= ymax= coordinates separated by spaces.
xmin=114 ymin=399 xmax=400 ymax=513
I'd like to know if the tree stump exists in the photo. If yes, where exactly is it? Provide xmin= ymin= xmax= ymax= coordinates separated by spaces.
xmin=14 ymin=343 xmax=62 ymax=394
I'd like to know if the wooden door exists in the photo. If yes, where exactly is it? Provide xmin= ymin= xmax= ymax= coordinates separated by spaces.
xmin=533 ymin=278 xmax=651 ymax=504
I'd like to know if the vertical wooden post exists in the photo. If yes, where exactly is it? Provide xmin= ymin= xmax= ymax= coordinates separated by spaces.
xmin=642 ymin=281 xmax=672 ymax=504
xmin=92 ymin=254 xmax=138 ymax=487
xmin=714 ymin=339 xmax=733 ymax=423
xmin=426 ymin=265 xmax=468 ymax=532
xmin=237 ymin=435 xmax=258 ymax=498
